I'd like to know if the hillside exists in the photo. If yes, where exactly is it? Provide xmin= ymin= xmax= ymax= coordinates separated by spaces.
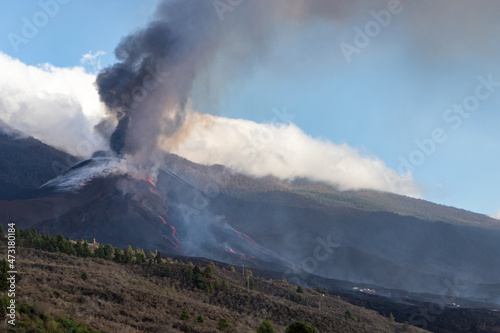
xmin=0 ymin=125 xmax=78 ymax=200
xmin=1 ymin=153 xmax=500 ymax=300
xmin=292 ymin=185 xmax=500 ymax=230
xmin=161 ymin=154 xmax=500 ymax=231
xmin=0 ymin=239 xmax=427 ymax=333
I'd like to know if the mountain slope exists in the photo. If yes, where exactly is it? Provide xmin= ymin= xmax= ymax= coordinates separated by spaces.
xmin=1 ymin=142 xmax=500 ymax=303
xmin=293 ymin=185 xmax=500 ymax=230
xmin=0 ymin=125 xmax=77 ymax=199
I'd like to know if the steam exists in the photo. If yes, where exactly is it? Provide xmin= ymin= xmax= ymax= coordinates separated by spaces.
xmin=0 ymin=51 xmax=106 ymax=157
xmin=41 ymin=158 xmax=131 ymax=192
xmin=165 ymin=112 xmax=421 ymax=196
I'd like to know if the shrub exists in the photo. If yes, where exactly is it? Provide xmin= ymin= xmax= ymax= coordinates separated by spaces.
xmin=345 ymin=310 xmax=354 ymax=321
xmin=296 ymin=284 xmax=304 ymax=294
xmin=196 ymin=315 xmax=204 ymax=323
xmin=220 ymin=279 xmax=228 ymax=291
xmin=286 ymin=321 xmax=317 ymax=333
xmin=81 ymin=271 xmax=88 ymax=281
xmin=218 ymin=316 xmax=230 ymax=330
xmin=249 ymin=278 xmax=256 ymax=290
xmin=204 ymin=265 xmax=213 ymax=279
xmin=180 ymin=307 xmax=190 ymax=320
xmin=257 ymin=319 xmax=275 ymax=333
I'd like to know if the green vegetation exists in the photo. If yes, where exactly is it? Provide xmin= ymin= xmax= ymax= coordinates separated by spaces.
xmin=293 ymin=185 xmax=497 ymax=228
xmin=257 ymin=319 xmax=275 ymax=333
xmin=286 ymin=321 xmax=317 ymax=333
xmin=220 ymin=279 xmax=228 ymax=290
xmin=296 ymin=284 xmax=304 ymax=293
xmin=180 ymin=307 xmax=190 ymax=320
xmin=345 ymin=310 xmax=355 ymax=321
xmin=0 ymin=224 xmax=430 ymax=332
xmin=13 ymin=226 xmax=160 ymax=265
xmin=218 ymin=316 xmax=230 ymax=330
xmin=0 ymin=297 xmax=102 ymax=332
xmin=249 ymin=277 xmax=257 ymax=290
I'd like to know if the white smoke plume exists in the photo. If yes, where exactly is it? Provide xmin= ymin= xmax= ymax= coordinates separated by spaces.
xmin=164 ymin=112 xmax=421 ymax=196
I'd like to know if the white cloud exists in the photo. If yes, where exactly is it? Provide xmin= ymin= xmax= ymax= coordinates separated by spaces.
xmin=0 ymin=53 xmax=421 ymax=196
xmin=0 ymin=52 xmax=107 ymax=157
xmin=166 ymin=112 xmax=422 ymax=197
xmin=80 ymin=50 xmax=106 ymax=72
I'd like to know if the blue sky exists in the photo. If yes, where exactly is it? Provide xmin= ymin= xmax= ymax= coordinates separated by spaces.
xmin=0 ymin=0 xmax=499 ymax=217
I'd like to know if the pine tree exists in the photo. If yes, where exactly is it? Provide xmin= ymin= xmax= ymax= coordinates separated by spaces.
xmin=104 ymin=244 xmax=114 ymax=261
xmin=163 ymin=264 xmax=172 ymax=277
xmin=249 ymin=278 xmax=256 ymax=290
xmin=123 ymin=245 xmax=134 ymax=263
xmin=296 ymin=284 xmax=304 ymax=294
xmin=94 ymin=244 xmax=106 ymax=259
xmin=114 ymin=248 xmax=123 ymax=263
xmin=54 ymin=234 xmax=64 ymax=252
xmin=74 ymin=240 xmax=84 ymax=257
xmin=135 ymin=248 xmax=146 ymax=263
xmin=203 ymin=265 xmax=213 ymax=279
xmin=81 ymin=240 xmax=92 ymax=257
xmin=180 ymin=307 xmax=190 ymax=320
xmin=155 ymin=251 xmax=162 ymax=263
xmin=220 ymin=279 xmax=228 ymax=291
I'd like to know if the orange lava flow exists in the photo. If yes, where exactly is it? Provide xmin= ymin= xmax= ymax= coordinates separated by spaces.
xmin=147 ymin=177 xmax=156 ymax=188
xmin=158 ymin=215 xmax=167 ymax=224
xmin=169 ymin=224 xmax=180 ymax=249
xmin=232 ymin=229 xmax=293 ymax=265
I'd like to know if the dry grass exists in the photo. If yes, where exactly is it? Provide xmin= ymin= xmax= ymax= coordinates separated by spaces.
xmin=0 ymin=246 xmax=430 ymax=333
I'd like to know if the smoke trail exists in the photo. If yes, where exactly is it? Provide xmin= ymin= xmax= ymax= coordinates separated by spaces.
xmin=95 ymin=0 xmax=380 ymax=163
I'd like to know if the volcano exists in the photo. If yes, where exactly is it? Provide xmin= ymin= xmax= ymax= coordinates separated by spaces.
xmin=1 ymin=136 xmax=500 ymax=304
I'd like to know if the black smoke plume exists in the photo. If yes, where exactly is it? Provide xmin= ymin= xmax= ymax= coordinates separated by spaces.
xmin=95 ymin=0 xmax=376 ymax=162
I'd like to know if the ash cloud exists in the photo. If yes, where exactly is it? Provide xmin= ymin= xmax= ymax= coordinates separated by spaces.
xmin=95 ymin=0 xmax=386 ymax=163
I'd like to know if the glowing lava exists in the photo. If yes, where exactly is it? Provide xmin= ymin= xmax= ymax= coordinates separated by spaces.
xmin=169 ymin=224 xmax=180 ymax=249
xmin=224 ymin=247 xmax=257 ymax=264
xmin=158 ymin=215 xmax=180 ymax=250
xmin=147 ymin=177 xmax=156 ymax=188
xmin=158 ymin=214 xmax=167 ymax=224
xmin=231 ymin=228 xmax=293 ymax=266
